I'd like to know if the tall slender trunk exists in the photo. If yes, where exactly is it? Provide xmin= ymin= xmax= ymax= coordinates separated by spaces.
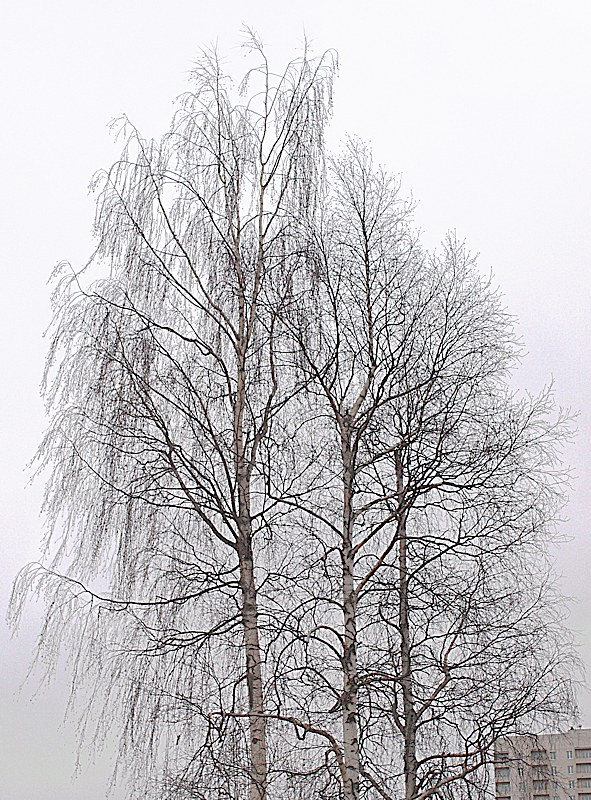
xmin=235 ymin=319 xmax=267 ymax=799
xmin=341 ymin=430 xmax=360 ymax=800
xmin=396 ymin=451 xmax=417 ymax=800
xmin=238 ymin=528 xmax=267 ymax=800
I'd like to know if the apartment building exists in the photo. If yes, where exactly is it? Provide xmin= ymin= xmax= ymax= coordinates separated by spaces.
xmin=495 ymin=729 xmax=591 ymax=800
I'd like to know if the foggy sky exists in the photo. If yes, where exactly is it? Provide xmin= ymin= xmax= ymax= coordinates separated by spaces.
xmin=1 ymin=2 xmax=590 ymax=797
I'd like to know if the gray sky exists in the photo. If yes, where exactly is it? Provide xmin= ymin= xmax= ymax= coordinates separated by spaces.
xmin=1 ymin=1 xmax=590 ymax=796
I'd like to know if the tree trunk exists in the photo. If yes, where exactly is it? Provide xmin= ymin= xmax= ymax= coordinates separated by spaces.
xmin=396 ymin=451 xmax=417 ymax=800
xmin=235 ymin=333 xmax=267 ymax=799
xmin=238 ymin=533 xmax=267 ymax=800
xmin=341 ymin=431 xmax=360 ymax=800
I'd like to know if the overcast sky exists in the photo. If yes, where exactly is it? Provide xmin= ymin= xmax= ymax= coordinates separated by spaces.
xmin=1 ymin=2 xmax=590 ymax=797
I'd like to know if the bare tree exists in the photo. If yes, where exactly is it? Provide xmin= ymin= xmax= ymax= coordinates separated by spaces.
xmin=270 ymin=140 xmax=577 ymax=800
xmin=10 ymin=39 xmax=577 ymax=800
xmin=11 ymin=36 xmax=336 ymax=800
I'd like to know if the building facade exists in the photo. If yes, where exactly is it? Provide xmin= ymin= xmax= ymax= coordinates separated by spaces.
xmin=495 ymin=729 xmax=591 ymax=800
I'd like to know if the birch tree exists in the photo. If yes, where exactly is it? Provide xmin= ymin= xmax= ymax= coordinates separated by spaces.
xmin=10 ymin=40 xmax=577 ymax=800
xmin=11 ymin=37 xmax=336 ymax=800
xmin=272 ymin=140 xmax=577 ymax=800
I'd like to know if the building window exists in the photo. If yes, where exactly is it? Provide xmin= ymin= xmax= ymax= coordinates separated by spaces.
xmin=550 ymin=751 xmax=556 ymax=759
xmin=568 ymin=765 xmax=574 ymax=774
xmin=532 ymin=750 xmax=545 ymax=762
xmin=518 ymin=767 xmax=524 ymax=777
xmin=551 ymin=766 xmax=557 ymax=775
xmin=569 ymin=780 xmax=576 ymax=787
xmin=567 ymin=750 xmax=573 ymax=759
xmin=577 ymin=764 xmax=591 ymax=774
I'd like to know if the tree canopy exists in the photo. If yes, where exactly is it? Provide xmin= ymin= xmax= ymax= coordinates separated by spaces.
xmin=11 ymin=35 xmax=577 ymax=800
